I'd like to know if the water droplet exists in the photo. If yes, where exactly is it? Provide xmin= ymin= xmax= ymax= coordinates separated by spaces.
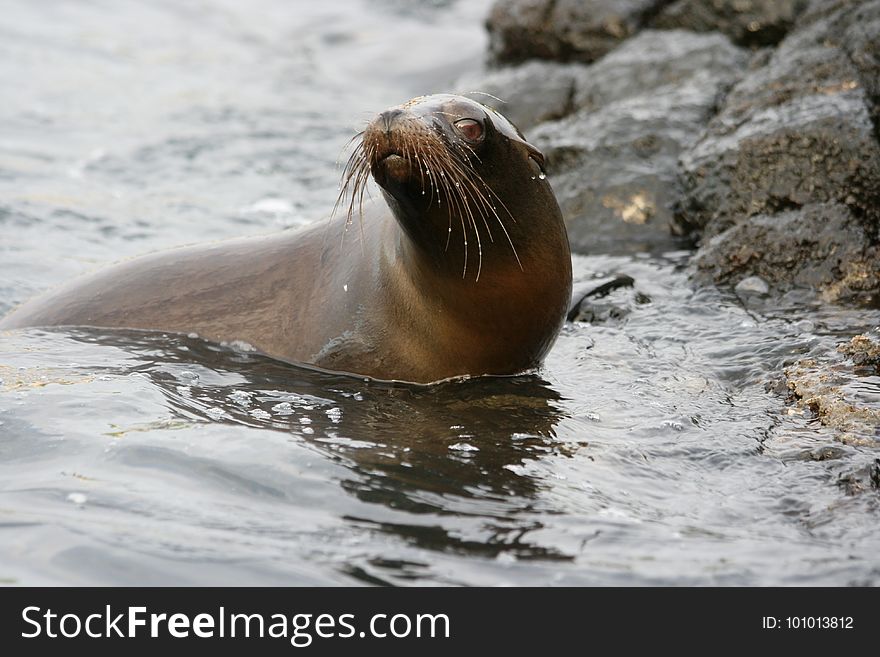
xmin=343 ymin=284 xmax=348 ymax=292
xmin=538 ymin=172 xmax=546 ymax=180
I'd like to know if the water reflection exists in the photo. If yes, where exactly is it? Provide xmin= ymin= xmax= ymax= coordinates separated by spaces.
xmin=68 ymin=328 xmax=572 ymax=567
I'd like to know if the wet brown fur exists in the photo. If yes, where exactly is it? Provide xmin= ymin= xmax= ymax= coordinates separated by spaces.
xmin=0 ymin=95 xmax=572 ymax=383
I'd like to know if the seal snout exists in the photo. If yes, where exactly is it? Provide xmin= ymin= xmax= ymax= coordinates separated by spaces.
xmin=364 ymin=108 xmax=426 ymax=187
xmin=379 ymin=108 xmax=403 ymax=135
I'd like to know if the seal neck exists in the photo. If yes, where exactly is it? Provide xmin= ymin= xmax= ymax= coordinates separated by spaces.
xmin=384 ymin=186 xmax=572 ymax=310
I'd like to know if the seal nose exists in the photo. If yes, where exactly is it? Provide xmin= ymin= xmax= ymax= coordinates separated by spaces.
xmin=379 ymin=108 xmax=404 ymax=135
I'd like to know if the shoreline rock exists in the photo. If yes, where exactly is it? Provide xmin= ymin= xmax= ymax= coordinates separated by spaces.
xmin=652 ymin=0 xmax=809 ymax=47
xmin=785 ymin=330 xmax=880 ymax=446
xmin=676 ymin=0 xmax=880 ymax=303
xmin=693 ymin=203 xmax=880 ymax=305
xmin=486 ymin=0 xmax=670 ymax=65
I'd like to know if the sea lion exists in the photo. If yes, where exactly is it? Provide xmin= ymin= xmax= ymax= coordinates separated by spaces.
xmin=0 ymin=94 xmax=572 ymax=383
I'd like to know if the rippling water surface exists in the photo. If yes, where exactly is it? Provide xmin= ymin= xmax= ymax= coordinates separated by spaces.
xmin=2 ymin=0 xmax=879 ymax=586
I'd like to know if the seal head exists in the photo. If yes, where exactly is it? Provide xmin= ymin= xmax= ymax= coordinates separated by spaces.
xmin=339 ymin=94 xmax=558 ymax=282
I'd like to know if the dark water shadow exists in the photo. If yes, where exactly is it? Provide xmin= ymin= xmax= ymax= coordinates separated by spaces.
xmin=66 ymin=328 xmax=572 ymax=568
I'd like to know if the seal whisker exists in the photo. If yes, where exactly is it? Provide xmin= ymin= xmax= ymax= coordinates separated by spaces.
xmin=441 ymin=154 xmax=495 ymax=245
xmin=458 ymin=182 xmax=483 ymax=281
xmin=333 ymin=141 xmax=366 ymax=225
xmin=456 ymin=140 xmax=482 ymax=165
xmin=405 ymin=132 xmax=424 ymax=195
xmin=426 ymin=149 xmax=456 ymax=254
xmin=449 ymin=155 xmax=522 ymax=271
xmin=477 ymin=182 xmax=523 ymax=271
xmin=459 ymin=90 xmax=507 ymax=104
xmin=428 ymin=148 xmax=468 ymax=277
xmin=355 ymin=146 xmax=373 ymax=227
xmin=443 ymin=156 xmax=486 ymax=275
xmin=335 ymin=130 xmax=365 ymax=168
xmin=335 ymin=139 xmax=373 ymax=245
xmin=445 ymin=160 xmax=477 ymax=276
xmin=424 ymin=140 xmax=506 ymax=278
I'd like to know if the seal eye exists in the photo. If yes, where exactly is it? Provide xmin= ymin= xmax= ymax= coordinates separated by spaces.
xmin=454 ymin=118 xmax=483 ymax=142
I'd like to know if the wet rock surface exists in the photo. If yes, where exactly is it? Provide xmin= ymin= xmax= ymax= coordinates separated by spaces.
xmin=566 ymin=274 xmax=652 ymax=323
xmin=676 ymin=25 xmax=880 ymax=240
xmin=838 ymin=330 xmax=880 ymax=373
xmin=652 ymin=0 xmax=809 ymax=47
xmin=794 ymin=0 xmax=880 ymax=135
xmin=785 ymin=343 xmax=880 ymax=446
xmin=486 ymin=0 xmax=670 ymax=64
xmin=781 ymin=332 xmax=880 ymax=495
xmin=693 ymin=203 xmax=880 ymax=304
xmin=528 ymin=30 xmax=747 ymax=254
xmin=676 ymin=0 xmax=880 ymax=303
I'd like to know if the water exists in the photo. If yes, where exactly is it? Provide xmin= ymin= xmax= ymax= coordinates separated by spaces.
xmin=2 ymin=0 xmax=879 ymax=586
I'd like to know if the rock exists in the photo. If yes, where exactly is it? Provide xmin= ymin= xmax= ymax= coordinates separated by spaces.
xmin=486 ymin=0 xmax=669 ymax=65
xmin=785 ymin=347 xmax=880 ymax=446
xmin=567 ymin=274 xmax=637 ymax=321
xmin=459 ymin=27 xmax=745 ymax=131
xmin=527 ymin=30 xmax=747 ymax=254
xmin=652 ymin=0 xmax=809 ymax=47
xmin=676 ymin=2 xmax=880 ymax=243
xmin=693 ymin=203 xmax=880 ymax=304
xmin=456 ymin=61 xmax=580 ymax=131
xmin=570 ymin=29 xmax=748 ymax=111
xmin=567 ymin=274 xmax=650 ymax=324
xmin=837 ymin=330 xmax=880 ymax=372
xmin=789 ymin=0 xmax=880 ymax=133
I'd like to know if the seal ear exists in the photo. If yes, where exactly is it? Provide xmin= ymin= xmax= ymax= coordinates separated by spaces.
xmin=524 ymin=143 xmax=546 ymax=175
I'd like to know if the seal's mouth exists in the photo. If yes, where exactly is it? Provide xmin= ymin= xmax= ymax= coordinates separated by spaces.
xmin=373 ymin=150 xmax=411 ymax=186
xmin=378 ymin=151 xmax=405 ymax=165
